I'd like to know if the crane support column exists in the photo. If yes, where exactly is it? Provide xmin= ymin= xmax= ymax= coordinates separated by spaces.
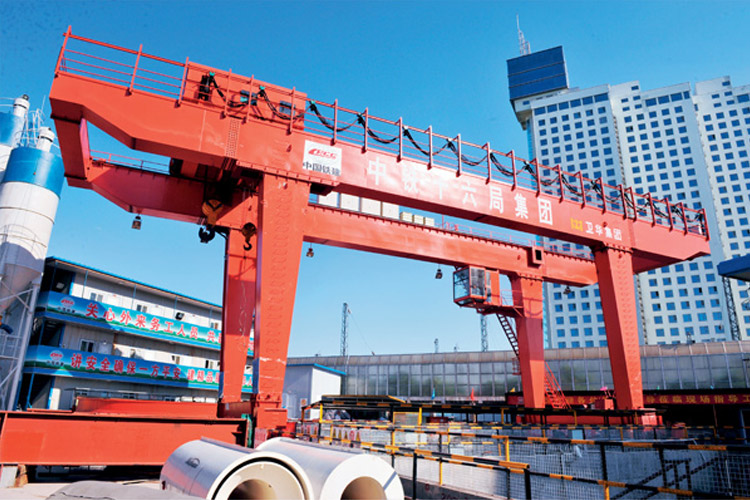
xmin=594 ymin=246 xmax=644 ymax=409
xmin=253 ymin=173 xmax=310 ymax=440
xmin=218 ymin=228 xmax=256 ymax=407
xmin=511 ymin=275 xmax=546 ymax=408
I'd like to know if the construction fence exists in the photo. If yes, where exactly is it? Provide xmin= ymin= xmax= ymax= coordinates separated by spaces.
xmin=290 ymin=420 xmax=750 ymax=499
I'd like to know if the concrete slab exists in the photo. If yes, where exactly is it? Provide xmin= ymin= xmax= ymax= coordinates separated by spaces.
xmin=0 ymin=480 xmax=161 ymax=500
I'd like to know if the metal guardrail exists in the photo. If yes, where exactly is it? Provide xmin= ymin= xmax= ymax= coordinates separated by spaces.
xmin=342 ymin=421 xmax=743 ymax=443
xmin=66 ymin=387 xmax=217 ymax=404
xmin=54 ymin=28 xmax=710 ymax=239
xmin=287 ymin=421 xmax=750 ymax=499
xmin=89 ymin=150 xmax=171 ymax=175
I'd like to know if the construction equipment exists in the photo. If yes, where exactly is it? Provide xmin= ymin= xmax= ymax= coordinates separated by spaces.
xmin=453 ymin=265 xmax=568 ymax=408
xmin=45 ymin=29 xmax=709 ymax=442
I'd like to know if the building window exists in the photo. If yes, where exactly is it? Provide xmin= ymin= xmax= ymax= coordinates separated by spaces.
xmin=136 ymin=304 xmax=148 ymax=313
xmin=89 ymin=292 xmax=103 ymax=302
xmin=80 ymin=340 xmax=96 ymax=352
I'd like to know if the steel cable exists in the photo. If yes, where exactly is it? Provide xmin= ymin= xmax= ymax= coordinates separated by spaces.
xmin=301 ymin=96 xmax=711 ymax=233
xmin=307 ymin=102 xmax=360 ymax=133
xmin=403 ymin=128 xmax=453 ymax=157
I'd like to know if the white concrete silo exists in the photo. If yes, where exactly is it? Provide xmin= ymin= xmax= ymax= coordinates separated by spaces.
xmin=0 ymin=95 xmax=64 ymax=410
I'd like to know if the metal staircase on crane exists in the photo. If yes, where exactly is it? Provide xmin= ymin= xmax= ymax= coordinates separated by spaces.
xmin=495 ymin=314 xmax=569 ymax=409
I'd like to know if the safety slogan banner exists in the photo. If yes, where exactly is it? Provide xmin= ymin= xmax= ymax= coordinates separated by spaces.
xmin=38 ymin=291 xmax=252 ymax=353
xmin=25 ymin=345 xmax=253 ymax=392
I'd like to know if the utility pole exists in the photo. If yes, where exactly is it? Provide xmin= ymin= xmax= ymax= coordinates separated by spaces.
xmin=341 ymin=303 xmax=349 ymax=357
xmin=434 ymin=338 xmax=439 ymax=353
xmin=480 ymin=314 xmax=488 ymax=352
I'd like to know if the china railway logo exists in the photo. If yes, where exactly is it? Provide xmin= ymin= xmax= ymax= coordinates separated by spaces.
xmin=49 ymin=351 xmax=64 ymax=367
xmin=303 ymin=141 xmax=342 ymax=177
xmin=308 ymin=148 xmax=338 ymax=160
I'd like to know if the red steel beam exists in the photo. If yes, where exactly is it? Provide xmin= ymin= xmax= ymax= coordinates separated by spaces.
xmin=511 ymin=276 xmax=546 ymax=408
xmin=72 ymin=397 xmax=217 ymax=418
xmin=304 ymin=204 xmax=598 ymax=286
xmin=63 ymin=159 xmax=599 ymax=286
xmin=594 ymin=247 xmax=644 ymax=409
xmin=49 ymin=61 xmax=710 ymax=271
xmin=250 ymin=174 xmax=310 ymax=439
xmin=0 ymin=410 xmax=247 ymax=466
xmin=219 ymin=220 xmax=257 ymax=407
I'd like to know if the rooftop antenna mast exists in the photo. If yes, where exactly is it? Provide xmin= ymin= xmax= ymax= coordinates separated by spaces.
xmin=434 ymin=338 xmax=439 ymax=353
xmin=517 ymin=14 xmax=531 ymax=56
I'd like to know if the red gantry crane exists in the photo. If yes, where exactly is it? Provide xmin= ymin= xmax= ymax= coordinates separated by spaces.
xmin=46 ymin=29 xmax=709 ymax=441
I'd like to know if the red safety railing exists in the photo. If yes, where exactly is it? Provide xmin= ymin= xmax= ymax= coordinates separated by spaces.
xmin=89 ymin=150 xmax=170 ymax=174
xmin=305 ymin=99 xmax=709 ymax=238
xmin=54 ymin=29 xmax=709 ymax=239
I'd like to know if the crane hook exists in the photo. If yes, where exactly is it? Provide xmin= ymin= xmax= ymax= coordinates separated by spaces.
xmin=241 ymin=222 xmax=257 ymax=252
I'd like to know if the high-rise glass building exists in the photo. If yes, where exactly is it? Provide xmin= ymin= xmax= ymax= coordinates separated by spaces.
xmin=507 ymin=48 xmax=749 ymax=347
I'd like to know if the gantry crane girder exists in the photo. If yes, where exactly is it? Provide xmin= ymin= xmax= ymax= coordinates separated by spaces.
xmin=48 ymin=30 xmax=710 ymax=436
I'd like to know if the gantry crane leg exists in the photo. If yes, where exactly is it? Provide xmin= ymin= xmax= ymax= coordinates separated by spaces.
xmin=218 ymin=229 xmax=257 ymax=405
xmin=251 ymin=174 xmax=311 ymax=438
xmin=510 ymin=276 xmax=546 ymax=408
xmin=594 ymin=246 xmax=644 ymax=410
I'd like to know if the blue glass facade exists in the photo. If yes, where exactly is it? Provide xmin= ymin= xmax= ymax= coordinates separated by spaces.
xmin=507 ymin=46 xmax=568 ymax=101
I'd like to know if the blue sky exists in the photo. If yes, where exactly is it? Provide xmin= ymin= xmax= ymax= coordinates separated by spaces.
xmin=1 ymin=1 xmax=748 ymax=357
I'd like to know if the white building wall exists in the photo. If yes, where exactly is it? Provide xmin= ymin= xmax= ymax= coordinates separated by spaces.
xmin=25 ymin=260 xmax=249 ymax=409
xmin=311 ymin=368 xmax=343 ymax=403
xmin=51 ymin=377 xmax=217 ymax=410
xmin=517 ymin=74 xmax=743 ymax=346
xmin=69 ymin=274 xmax=222 ymax=330
xmin=56 ymin=322 xmax=224 ymax=369
xmin=528 ymin=84 xmax=622 ymax=349
xmin=282 ymin=365 xmax=313 ymax=420
xmin=694 ymin=77 xmax=750 ymax=341
xmin=282 ymin=365 xmax=342 ymax=420
xmin=610 ymin=82 xmax=730 ymax=345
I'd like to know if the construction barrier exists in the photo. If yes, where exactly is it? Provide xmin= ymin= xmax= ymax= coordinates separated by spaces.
xmin=286 ymin=421 xmax=750 ymax=499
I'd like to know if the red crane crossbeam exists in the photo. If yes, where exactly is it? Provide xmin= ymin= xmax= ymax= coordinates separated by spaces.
xmin=74 ymin=157 xmax=600 ymax=286
xmin=51 ymin=30 xmax=709 ymax=272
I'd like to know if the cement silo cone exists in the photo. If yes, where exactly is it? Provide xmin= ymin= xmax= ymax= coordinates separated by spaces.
xmin=0 ymin=128 xmax=63 ymax=310
xmin=0 ymin=96 xmax=29 ymax=180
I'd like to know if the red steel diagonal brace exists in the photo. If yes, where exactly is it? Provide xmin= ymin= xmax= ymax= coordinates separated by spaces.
xmin=594 ymin=246 xmax=644 ymax=409
xmin=511 ymin=276 xmax=546 ymax=408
